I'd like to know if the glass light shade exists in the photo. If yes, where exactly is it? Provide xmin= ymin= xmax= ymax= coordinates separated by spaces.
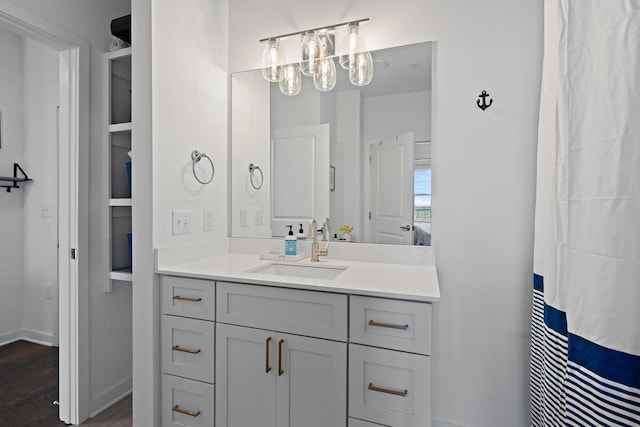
xmin=261 ymin=39 xmax=284 ymax=82
xmin=313 ymin=57 xmax=337 ymax=91
xmin=339 ymin=23 xmax=366 ymax=70
xmin=279 ymin=63 xmax=302 ymax=96
xmin=300 ymin=32 xmax=320 ymax=77
xmin=349 ymin=51 xmax=374 ymax=86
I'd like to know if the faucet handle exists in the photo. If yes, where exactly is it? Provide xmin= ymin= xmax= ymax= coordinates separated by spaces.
xmin=308 ymin=219 xmax=317 ymax=238
xmin=322 ymin=218 xmax=331 ymax=241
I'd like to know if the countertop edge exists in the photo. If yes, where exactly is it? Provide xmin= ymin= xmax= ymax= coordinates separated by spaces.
xmin=156 ymin=254 xmax=441 ymax=303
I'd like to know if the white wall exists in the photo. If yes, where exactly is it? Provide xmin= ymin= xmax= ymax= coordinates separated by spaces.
xmin=151 ymin=0 xmax=229 ymax=249
xmin=0 ymin=28 xmax=25 ymax=344
xmin=231 ymin=71 xmax=271 ymax=238
xmin=228 ymin=1 xmax=543 ymax=426
xmin=2 ymin=0 xmax=133 ymax=417
xmin=364 ymin=90 xmax=431 ymax=143
xmin=334 ymin=90 xmax=361 ymax=237
xmin=22 ymin=36 xmax=59 ymax=345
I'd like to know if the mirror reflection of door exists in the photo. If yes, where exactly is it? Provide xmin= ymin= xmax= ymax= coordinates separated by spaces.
xmin=271 ymin=125 xmax=330 ymax=236
xmin=369 ymin=132 xmax=414 ymax=244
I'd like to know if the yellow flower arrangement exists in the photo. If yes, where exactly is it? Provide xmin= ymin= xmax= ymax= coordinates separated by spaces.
xmin=340 ymin=225 xmax=354 ymax=233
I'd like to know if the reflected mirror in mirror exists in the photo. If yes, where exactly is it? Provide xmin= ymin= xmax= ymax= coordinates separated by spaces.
xmin=231 ymin=41 xmax=432 ymax=246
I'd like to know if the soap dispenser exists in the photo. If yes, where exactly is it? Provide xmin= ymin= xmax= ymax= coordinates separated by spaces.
xmin=285 ymin=225 xmax=297 ymax=256
xmin=296 ymin=223 xmax=306 ymax=240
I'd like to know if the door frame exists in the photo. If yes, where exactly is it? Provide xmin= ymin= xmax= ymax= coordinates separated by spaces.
xmin=0 ymin=2 xmax=90 ymax=424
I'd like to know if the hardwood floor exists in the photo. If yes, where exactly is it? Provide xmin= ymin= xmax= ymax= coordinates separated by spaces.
xmin=0 ymin=341 xmax=132 ymax=426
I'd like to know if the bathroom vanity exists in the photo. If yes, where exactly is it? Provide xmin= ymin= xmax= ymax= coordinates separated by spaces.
xmin=157 ymin=241 xmax=439 ymax=427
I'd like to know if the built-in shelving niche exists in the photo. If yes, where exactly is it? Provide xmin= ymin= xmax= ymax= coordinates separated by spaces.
xmin=106 ymin=47 xmax=132 ymax=292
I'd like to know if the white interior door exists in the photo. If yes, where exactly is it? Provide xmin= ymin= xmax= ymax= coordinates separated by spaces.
xmin=271 ymin=125 xmax=330 ymax=237
xmin=370 ymin=132 xmax=414 ymax=245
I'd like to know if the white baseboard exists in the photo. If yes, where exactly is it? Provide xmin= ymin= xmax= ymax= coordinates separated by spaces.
xmin=0 ymin=330 xmax=24 ymax=347
xmin=21 ymin=329 xmax=56 ymax=347
xmin=89 ymin=376 xmax=132 ymax=418
xmin=0 ymin=330 xmax=55 ymax=347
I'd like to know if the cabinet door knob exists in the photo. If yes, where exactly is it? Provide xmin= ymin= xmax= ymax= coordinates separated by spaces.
xmin=172 ymin=404 xmax=201 ymax=417
xmin=278 ymin=339 xmax=285 ymax=376
xmin=265 ymin=337 xmax=272 ymax=373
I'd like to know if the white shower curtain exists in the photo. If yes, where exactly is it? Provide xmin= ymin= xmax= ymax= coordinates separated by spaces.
xmin=531 ymin=0 xmax=640 ymax=425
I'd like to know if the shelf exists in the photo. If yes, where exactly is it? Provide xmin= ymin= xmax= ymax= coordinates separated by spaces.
xmin=109 ymin=122 xmax=132 ymax=133
xmin=109 ymin=198 xmax=132 ymax=207
xmin=1 ymin=163 xmax=33 ymax=192
xmin=110 ymin=267 xmax=132 ymax=282
xmin=106 ymin=46 xmax=132 ymax=61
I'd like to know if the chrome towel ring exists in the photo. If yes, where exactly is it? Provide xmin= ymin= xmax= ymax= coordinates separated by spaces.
xmin=249 ymin=163 xmax=263 ymax=190
xmin=191 ymin=150 xmax=214 ymax=185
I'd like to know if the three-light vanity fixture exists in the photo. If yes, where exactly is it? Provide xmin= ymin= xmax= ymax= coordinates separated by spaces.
xmin=260 ymin=18 xmax=373 ymax=96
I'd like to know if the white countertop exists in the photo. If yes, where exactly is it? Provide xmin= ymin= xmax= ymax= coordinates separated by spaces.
xmin=156 ymin=252 xmax=440 ymax=302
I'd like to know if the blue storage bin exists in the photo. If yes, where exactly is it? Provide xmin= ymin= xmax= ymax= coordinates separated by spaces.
xmin=127 ymin=233 xmax=132 ymax=268
xmin=125 ymin=162 xmax=132 ymax=196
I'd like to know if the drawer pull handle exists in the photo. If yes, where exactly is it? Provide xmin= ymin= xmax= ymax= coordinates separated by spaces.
xmin=173 ymin=295 xmax=202 ymax=302
xmin=172 ymin=345 xmax=201 ymax=354
xmin=172 ymin=404 xmax=201 ymax=417
xmin=368 ymin=320 xmax=409 ymax=330
xmin=278 ymin=339 xmax=284 ymax=376
xmin=265 ymin=337 xmax=272 ymax=373
xmin=368 ymin=383 xmax=408 ymax=397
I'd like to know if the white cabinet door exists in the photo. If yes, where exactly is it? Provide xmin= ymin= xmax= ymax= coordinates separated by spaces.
xmin=276 ymin=333 xmax=347 ymax=427
xmin=216 ymin=323 xmax=277 ymax=427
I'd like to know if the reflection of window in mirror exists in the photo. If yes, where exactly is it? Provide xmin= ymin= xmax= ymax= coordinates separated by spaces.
xmin=413 ymin=141 xmax=431 ymax=246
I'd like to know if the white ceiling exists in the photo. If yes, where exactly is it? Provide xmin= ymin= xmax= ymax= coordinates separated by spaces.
xmin=333 ymin=41 xmax=432 ymax=97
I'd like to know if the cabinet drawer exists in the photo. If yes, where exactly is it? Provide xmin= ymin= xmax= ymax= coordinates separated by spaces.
xmin=349 ymin=344 xmax=431 ymax=427
xmin=217 ymin=282 xmax=348 ymax=341
xmin=350 ymin=296 xmax=432 ymax=355
xmin=162 ymin=374 xmax=214 ymax=427
xmin=162 ymin=315 xmax=214 ymax=383
xmin=162 ymin=276 xmax=215 ymax=321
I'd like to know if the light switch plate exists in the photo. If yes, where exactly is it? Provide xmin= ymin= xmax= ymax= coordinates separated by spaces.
xmin=255 ymin=209 xmax=263 ymax=226
xmin=204 ymin=210 xmax=214 ymax=231
xmin=240 ymin=210 xmax=247 ymax=227
xmin=172 ymin=210 xmax=191 ymax=235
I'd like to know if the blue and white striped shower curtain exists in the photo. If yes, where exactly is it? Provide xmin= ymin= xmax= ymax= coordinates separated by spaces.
xmin=531 ymin=1 xmax=640 ymax=425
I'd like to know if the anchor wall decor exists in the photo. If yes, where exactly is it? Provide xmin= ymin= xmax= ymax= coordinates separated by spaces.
xmin=476 ymin=90 xmax=493 ymax=111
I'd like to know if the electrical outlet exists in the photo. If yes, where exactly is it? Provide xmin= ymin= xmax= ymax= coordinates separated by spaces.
xmin=41 ymin=203 xmax=52 ymax=218
xmin=255 ymin=209 xmax=263 ymax=226
xmin=240 ymin=210 xmax=247 ymax=227
xmin=44 ymin=284 xmax=53 ymax=300
xmin=172 ymin=210 xmax=192 ymax=235
xmin=204 ymin=210 xmax=214 ymax=231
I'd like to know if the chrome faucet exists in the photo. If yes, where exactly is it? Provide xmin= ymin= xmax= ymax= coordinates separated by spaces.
xmin=308 ymin=218 xmax=330 ymax=262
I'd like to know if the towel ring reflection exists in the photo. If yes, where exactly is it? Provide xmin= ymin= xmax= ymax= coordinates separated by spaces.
xmin=191 ymin=150 xmax=214 ymax=185
xmin=249 ymin=163 xmax=263 ymax=190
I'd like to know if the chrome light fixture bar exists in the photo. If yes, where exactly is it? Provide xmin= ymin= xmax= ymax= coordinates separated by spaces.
xmin=259 ymin=18 xmax=372 ymax=96
xmin=258 ymin=18 xmax=369 ymax=43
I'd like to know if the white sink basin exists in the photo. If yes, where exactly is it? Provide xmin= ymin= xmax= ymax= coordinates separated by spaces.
xmin=248 ymin=263 xmax=347 ymax=280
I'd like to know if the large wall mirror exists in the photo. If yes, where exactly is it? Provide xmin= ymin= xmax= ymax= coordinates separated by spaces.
xmin=231 ymin=41 xmax=433 ymax=246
